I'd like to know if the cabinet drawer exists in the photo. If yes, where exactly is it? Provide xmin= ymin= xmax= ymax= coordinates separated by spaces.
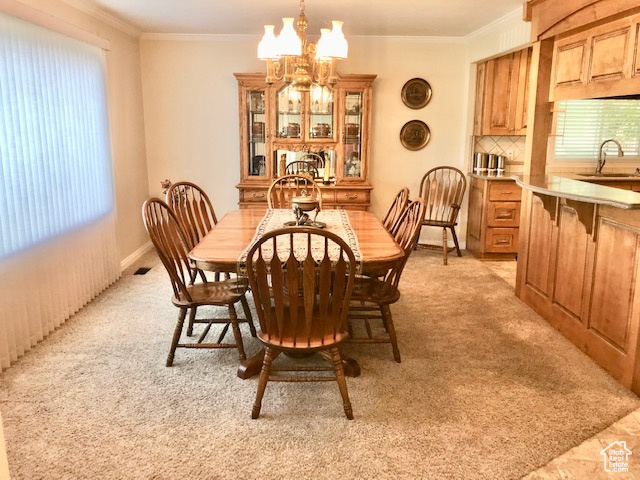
xmin=320 ymin=189 xmax=336 ymax=204
xmin=335 ymin=189 xmax=370 ymax=205
xmin=489 ymin=182 xmax=521 ymax=202
xmin=241 ymin=188 xmax=268 ymax=203
xmin=485 ymin=227 xmax=519 ymax=253
xmin=487 ymin=202 xmax=521 ymax=227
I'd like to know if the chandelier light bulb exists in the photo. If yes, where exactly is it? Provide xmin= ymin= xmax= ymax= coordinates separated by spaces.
xmin=257 ymin=25 xmax=279 ymax=59
xmin=277 ymin=18 xmax=302 ymax=56
xmin=328 ymin=20 xmax=348 ymax=59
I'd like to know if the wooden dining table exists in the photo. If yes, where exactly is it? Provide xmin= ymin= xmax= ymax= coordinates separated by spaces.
xmin=188 ymin=208 xmax=404 ymax=379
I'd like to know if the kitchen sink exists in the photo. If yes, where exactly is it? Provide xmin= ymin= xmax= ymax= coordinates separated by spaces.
xmin=577 ymin=173 xmax=640 ymax=178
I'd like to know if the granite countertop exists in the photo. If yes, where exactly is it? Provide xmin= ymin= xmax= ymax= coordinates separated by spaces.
xmin=514 ymin=175 xmax=640 ymax=209
xmin=468 ymin=172 xmax=518 ymax=181
xmin=562 ymin=173 xmax=640 ymax=182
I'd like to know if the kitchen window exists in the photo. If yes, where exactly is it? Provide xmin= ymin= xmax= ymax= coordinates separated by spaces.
xmin=554 ymin=98 xmax=640 ymax=161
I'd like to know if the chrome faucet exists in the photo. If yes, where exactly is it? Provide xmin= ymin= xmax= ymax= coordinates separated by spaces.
xmin=596 ymin=139 xmax=624 ymax=174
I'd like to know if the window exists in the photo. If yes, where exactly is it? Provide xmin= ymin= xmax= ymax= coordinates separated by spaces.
xmin=554 ymin=99 xmax=640 ymax=161
xmin=0 ymin=13 xmax=114 ymax=259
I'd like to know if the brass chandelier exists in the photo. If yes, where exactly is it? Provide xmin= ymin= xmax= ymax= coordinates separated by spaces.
xmin=257 ymin=0 xmax=348 ymax=91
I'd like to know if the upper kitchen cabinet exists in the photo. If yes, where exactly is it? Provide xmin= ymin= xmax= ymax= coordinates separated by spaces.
xmin=474 ymin=47 xmax=532 ymax=136
xmin=550 ymin=12 xmax=640 ymax=101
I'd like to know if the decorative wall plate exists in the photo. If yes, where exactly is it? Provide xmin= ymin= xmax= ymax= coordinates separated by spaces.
xmin=400 ymin=120 xmax=431 ymax=151
xmin=401 ymin=78 xmax=432 ymax=109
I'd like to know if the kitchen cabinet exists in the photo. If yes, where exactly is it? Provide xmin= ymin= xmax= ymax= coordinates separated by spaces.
xmin=466 ymin=175 xmax=522 ymax=259
xmin=474 ymin=48 xmax=532 ymax=136
xmin=234 ymin=73 xmax=375 ymax=210
xmin=516 ymin=176 xmax=640 ymax=393
xmin=550 ymin=11 xmax=640 ymax=101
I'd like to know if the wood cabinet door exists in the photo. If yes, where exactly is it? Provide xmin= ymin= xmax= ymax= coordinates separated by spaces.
xmin=483 ymin=53 xmax=519 ymax=135
xmin=473 ymin=63 xmax=486 ymax=136
xmin=514 ymin=48 xmax=532 ymax=135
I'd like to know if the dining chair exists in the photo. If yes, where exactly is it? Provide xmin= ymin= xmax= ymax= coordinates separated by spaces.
xmin=166 ymin=181 xmax=218 ymax=249
xmin=382 ymin=187 xmax=410 ymax=233
xmin=245 ymin=227 xmax=357 ymax=419
xmin=417 ymin=166 xmax=467 ymax=265
xmin=284 ymin=160 xmax=320 ymax=179
xmin=142 ymin=198 xmax=256 ymax=366
xmin=268 ymin=174 xmax=323 ymax=209
xmin=299 ymin=152 xmax=325 ymax=169
xmin=166 ymin=181 xmax=250 ymax=336
xmin=347 ymin=199 xmax=426 ymax=362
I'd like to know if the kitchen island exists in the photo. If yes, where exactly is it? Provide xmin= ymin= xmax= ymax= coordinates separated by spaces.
xmin=515 ymin=175 xmax=640 ymax=393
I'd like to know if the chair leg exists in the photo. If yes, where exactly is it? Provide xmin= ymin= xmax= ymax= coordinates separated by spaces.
xmin=329 ymin=347 xmax=353 ymax=420
xmin=228 ymin=303 xmax=246 ymax=361
xmin=252 ymin=346 xmax=276 ymax=419
xmin=214 ymin=272 xmax=221 ymax=282
xmin=187 ymin=307 xmax=196 ymax=336
xmin=442 ymin=227 xmax=448 ymax=266
xmin=450 ymin=226 xmax=462 ymax=257
xmin=240 ymin=295 xmax=257 ymax=337
xmin=382 ymin=304 xmax=401 ymax=363
xmin=167 ymin=308 xmax=187 ymax=367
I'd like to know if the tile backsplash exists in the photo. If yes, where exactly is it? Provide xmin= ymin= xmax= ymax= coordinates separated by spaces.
xmin=473 ymin=136 xmax=526 ymax=164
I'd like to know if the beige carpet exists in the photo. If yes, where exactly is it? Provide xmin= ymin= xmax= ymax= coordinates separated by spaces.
xmin=1 ymin=250 xmax=638 ymax=480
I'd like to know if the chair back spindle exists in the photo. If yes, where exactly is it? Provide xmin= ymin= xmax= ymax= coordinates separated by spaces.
xmin=381 ymin=199 xmax=426 ymax=294
xmin=268 ymin=174 xmax=323 ymax=209
xmin=142 ymin=198 xmax=196 ymax=302
xmin=284 ymin=161 xmax=320 ymax=179
xmin=419 ymin=167 xmax=466 ymax=225
xmin=382 ymin=187 xmax=410 ymax=233
xmin=166 ymin=181 xmax=218 ymax=249
xmin=246 ymin=227 xmax=356 ymax=348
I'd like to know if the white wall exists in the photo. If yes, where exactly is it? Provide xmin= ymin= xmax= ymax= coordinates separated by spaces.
xmin=0 ymin=412 xmax=8 ymax=479
xmin=140 ymin=34 xmax=469 ymax=245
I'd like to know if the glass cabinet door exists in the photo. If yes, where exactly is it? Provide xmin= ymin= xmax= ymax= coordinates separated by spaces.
xmin=308 ymin=84 xmax=335 ymax=141
xmin=343 ymin=91 xmax=364 ymax=179
xmin=276 ymin=86 xmax=302 ymax=139
xmin=247 ymin=89 xmax=267 ymax=177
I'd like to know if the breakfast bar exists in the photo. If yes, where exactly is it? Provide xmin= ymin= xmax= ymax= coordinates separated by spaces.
xmin=515 ymin=175 xmax=640 ymax=393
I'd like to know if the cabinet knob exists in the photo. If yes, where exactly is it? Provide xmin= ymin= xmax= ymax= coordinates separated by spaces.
xmin=251 ymin=192 xmax=265 ymax=199
xmin=345 ymin=193 xmax=359 ymax=200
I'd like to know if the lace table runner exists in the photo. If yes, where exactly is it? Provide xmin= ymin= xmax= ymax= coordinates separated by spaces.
xmin=237 ymin=209 xmax=362 ymax=275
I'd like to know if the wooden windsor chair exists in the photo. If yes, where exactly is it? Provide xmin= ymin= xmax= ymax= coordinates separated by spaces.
xmin=268 ymin=174 xmax=323 ymax=209
xmin=245 ymin=227 xmax=357 ymax=420
xmin=142 ymin=198 xmax=256 ymax=366
xmin=382 ymin=187 xmax=410 ymax=233
xmin=284 ymin=160 xmax=320 ymax=179
xmin=416 ymin=166 xmax=467 ymax=265
xmin=166 ymin=181 xmax=252 ymax=336
xmin=347 ymin=199 xmax=426 ymax=362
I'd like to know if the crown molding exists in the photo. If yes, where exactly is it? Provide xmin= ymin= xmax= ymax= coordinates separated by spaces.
xmin=58 ymin=0 xmax=141 ymax=37
xmin=140 ymin=32 xmax=259 ymax=42
xmin=140 ymin=32 xmax=466 ymax=44
xmin=465 ymin=7 xmax=525 ymax=41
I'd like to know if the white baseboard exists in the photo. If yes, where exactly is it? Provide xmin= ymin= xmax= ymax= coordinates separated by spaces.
xmin=120 ymin=241 xmax=153 ymax=272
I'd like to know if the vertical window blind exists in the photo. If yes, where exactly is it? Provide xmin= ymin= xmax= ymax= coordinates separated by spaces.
xmin=554 ymin=99 xmax=640 ymax=161
xmin=0 ymin=13 xmax=114 ymax=257
xmin=0 ymin=13 xmax=120 ymax=372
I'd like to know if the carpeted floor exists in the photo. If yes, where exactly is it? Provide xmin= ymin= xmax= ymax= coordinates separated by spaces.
xmin=1 ymin=250 xmax=638 ymax=480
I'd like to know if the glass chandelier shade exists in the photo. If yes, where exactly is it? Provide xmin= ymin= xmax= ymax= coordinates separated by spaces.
xmin=257 ymin=1 xmax=348 ymax=89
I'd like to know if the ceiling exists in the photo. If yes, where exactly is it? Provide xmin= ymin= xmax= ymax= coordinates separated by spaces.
xmin=81 ymin=0 xmax=524 ymax=37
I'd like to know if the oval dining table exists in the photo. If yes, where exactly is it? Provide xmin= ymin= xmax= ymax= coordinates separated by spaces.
xmin=189 ymin=208 xmax=404 ymax=379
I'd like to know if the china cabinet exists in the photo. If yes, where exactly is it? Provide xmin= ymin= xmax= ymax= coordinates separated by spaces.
xmin=234 ymin=73 xmax=376 ymax=210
